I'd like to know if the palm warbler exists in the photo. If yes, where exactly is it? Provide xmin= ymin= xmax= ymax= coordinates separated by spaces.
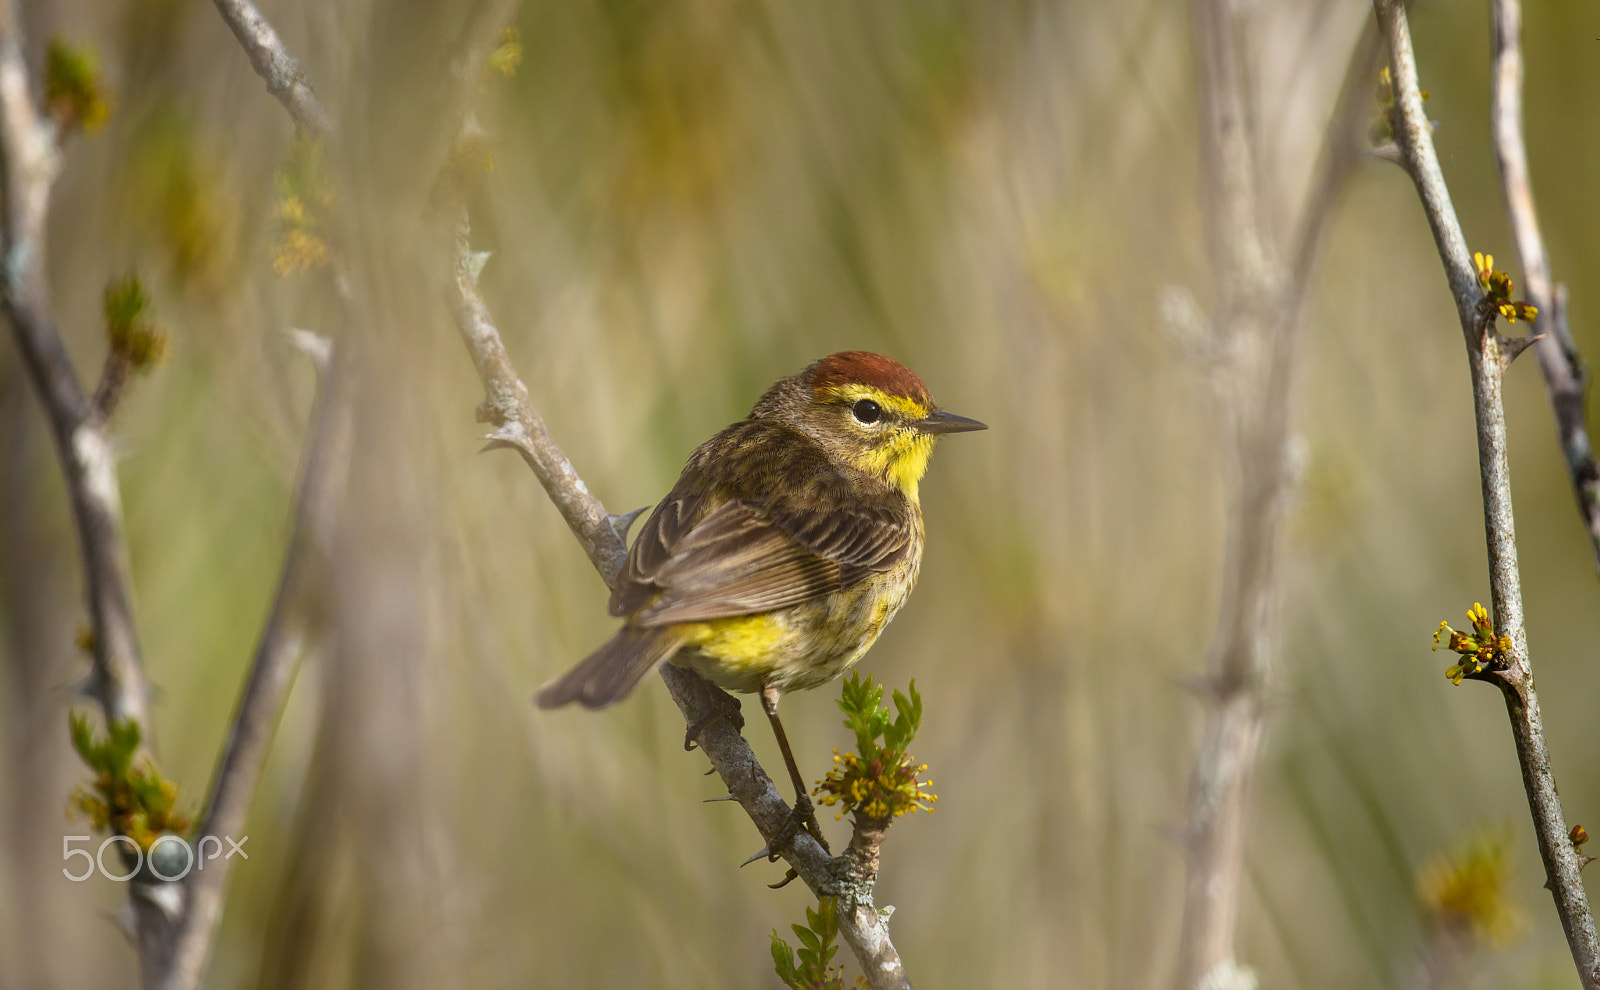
xmin=536 ymin=352 xmax=984 ymax=846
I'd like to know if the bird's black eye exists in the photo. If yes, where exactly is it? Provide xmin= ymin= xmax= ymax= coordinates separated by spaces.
xmin=852 ymin=399 xmax=882 ymax=424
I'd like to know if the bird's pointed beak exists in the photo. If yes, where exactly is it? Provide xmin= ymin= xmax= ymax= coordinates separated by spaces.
xmin=916 ymin=409 xmax=988 ymax=435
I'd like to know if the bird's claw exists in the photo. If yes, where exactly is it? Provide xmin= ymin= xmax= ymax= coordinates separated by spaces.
xmin=787 ymin=791 xmax=830 ymax=855
xmin=736 ymin=793 xmax=830 ymax=888
xmin=767 ymin=868 xmax=801 ymax=889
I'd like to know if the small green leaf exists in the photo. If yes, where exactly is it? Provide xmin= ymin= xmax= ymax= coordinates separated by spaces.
xmin=793 ymin=923 xmax=821 ymax=952
xmin=815 ymin=896 xmax=839 ymax=940
xmin=68 ymin=711 xmax=97 ymax=765
xmin=769 ymin=931 xmax=799 ymax=985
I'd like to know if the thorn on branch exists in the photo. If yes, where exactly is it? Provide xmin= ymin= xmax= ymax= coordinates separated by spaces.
xmin=610 ymin=506 xmax=648 ymax=542
xmin=285 ymin=327 xmax=333 ymax=369
xmin=1500 ymin=332 xmax=1546 ymax=368
xmin=478 ymin=424 xmax=534 ymax=457
xmin=1366 ymin=142 xmax=1404 ymax=168
xmin=463 ymin=248 xmax=492 ymax=285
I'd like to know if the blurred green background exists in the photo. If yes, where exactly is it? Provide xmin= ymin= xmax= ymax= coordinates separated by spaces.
xmin=3 ymin=0 xmax=1600 ymax=987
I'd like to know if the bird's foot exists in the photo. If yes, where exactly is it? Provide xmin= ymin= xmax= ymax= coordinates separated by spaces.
xmin=738 ymin=793 xmax=831 ymax=888
xmin=765 ymin=793 xmax=830 ymax=888
xmin=683 ymin=689 xmax=745 ymax=752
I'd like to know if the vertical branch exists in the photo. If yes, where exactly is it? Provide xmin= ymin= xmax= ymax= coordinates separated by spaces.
xmin=1176 ymin=4 xmax=1370 ymax=987
xmin=1374 ymin=1 xmax=1600 ymax=985
xmin=4 ymin=0 xmax=346 ymax=984
xmin=1 ymin=2 xmax=181 ymax=984
xmin=1175 ymin=7 xmax=1281 ymax=981
xmin=0 ymin=0 xmax=148 ymax=732
xmin=157 ymin=346 xmax=349 ymax=990
xmin=1488 ymin=0 xmax=1600 ymax=571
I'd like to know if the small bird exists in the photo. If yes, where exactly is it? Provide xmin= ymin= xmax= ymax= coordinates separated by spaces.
xmin=535 ymin=351 xmax=984 ymax=850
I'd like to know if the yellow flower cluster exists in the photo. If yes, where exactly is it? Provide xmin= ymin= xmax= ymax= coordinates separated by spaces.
xmin=1432 ymin=602 xmax=1512 ymax=685
xmin=68 ymin=775 xmax=186 ymax=852
xmin=487 ymin=27 xmax=523 ymax=79
xmin=1473 ymin=253 xmax=1538 ymax=323
xmin=67 ymin=714 xmax=191 ymax=853
xmin=1416 ymin=832 xmax=1519 ymax=946
xmin=271 ymin=219 xmax=330 ymax=277
xmin=814 ymin=748 xmax=936 ymax=822
xmin=271 ymin=137 xmax=335 ymax=277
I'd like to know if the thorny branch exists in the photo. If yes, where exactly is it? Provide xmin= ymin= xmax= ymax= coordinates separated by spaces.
xmin=448 ymin=219 xmax=912 ymax=990
xmin=1374 ymin=1 xmax=1600 ymax=986
xmin=1174 ymin=4 xmax=1372 ymax=987
xmin=447 ymin=233 xmax=632 ymax=585
xmin=1488 ymin=0 xmax=1600 ymax=573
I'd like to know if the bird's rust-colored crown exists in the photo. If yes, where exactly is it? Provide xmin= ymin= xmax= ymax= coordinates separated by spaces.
xmin=810 ymin=351 xmax=932 ymax=407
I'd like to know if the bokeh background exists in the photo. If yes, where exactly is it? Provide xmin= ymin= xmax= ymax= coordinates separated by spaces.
xmin=3 ymin=0 xmax=1600 ymax=987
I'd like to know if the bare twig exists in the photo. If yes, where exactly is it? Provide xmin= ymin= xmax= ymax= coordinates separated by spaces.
xmin=447 ymin=228 xmax=632 ymax=584
xmin=92 ymin=349 xmax=134 ymax=419
xmin=447 ymin=219 xmax=911 ymax=990
xmin=1175 ymin=6 xmax=1370 ymax=988
xmin=1488 ymin=0 xmax=1600 ymax=573
xmin=157 ymin=342 xmax=349 ymax=990
xmin=208 ymin=0 xmax=331 ymax=136
xmin=1374 ymin=2 xmax=1600 ymax=985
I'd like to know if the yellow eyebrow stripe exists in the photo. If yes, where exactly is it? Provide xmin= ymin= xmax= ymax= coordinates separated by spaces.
xmin=818 ymin=384 xmax=929 ymax=420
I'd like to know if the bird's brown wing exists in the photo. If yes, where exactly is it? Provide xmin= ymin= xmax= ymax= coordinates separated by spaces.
xmin=609 ymin=492 xmax=915 ymax=627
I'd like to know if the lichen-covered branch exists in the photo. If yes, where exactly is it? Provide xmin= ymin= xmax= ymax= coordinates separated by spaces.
xmin=1374 ymin=1 xmax=1600 ymax=985
xmin=1488 ymin=0 xmax=1600 ymax=573
xmin=447 ymin=221 xmax=911 ymax=990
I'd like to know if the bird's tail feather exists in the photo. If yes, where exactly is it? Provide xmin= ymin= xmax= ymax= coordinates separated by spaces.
xmin=534 ymin=627 xmax=683 ymax=710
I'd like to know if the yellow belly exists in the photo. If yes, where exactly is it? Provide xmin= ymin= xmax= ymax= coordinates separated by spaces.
xmin=669 ymin=558 xmax=919 ymax=696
